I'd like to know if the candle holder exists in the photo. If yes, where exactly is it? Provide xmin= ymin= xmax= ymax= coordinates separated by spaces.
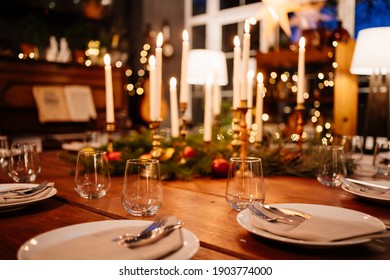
xmin=294 ymin=103 xmax=305 ymax=148
xmin=106 ymin=122 xmax=115 ymax=153
xmin=149 ymin=119 xmax=163 ymax=159
xmin=237 ymin=101 xmax=249 ymax=158
xmin=231 ymin=108 xmax=241 ymax=156
xmin=179 ymin=102 xmax=188 ymax=140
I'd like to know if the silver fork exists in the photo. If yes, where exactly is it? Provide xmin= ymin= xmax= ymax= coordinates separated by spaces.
xmin=112 ymin=217 xmax=167 ymax=243
xmin=247 ymin=204 xmax=298 ymax=224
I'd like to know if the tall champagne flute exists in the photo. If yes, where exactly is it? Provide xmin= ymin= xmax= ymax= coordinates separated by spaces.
xmin=225 ymin=157 xmax=266 ymax=211
xmin=8 ymin=143 xmax=41 ymax=182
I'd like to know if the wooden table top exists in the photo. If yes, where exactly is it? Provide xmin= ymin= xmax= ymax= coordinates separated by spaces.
xmin=1 ymin=150 xmax=390 ymax=260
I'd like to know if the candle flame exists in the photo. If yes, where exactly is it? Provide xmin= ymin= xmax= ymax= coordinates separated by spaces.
xmin=157 ymin=32 xmax=163 ymax=47
xmin=170 ymin=77 xmax=177 ymax=87
xmin=257 ymin=72 xmax=263 ymax=84
xmin=299 ymin=37 xmax=306 ymax=48
xmin=247 ymin=69 xmax=255 ymax=80
xmin=104 ymin=53 xmax=111 ymax=65
xmin=182 ymin=30 xmax=188 ymax=42
xmin=149 ymin=55 xmax=156 ymax=66
xmin=244 ymin=19 xmax=250 ymax=34
xmin=234 ymin=35 xmax=240 ymax=47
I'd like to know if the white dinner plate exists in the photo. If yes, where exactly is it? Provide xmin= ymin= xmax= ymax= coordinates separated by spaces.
xmin=237 ymin=203 xmax=385 ymax=247
xmin=0 ymin=183 xmax=57 ymax=212
xmin=61 ymin=141 xmax=86 ymax=152
xmin=17 ymin=220 xmax=200 ymax=260
xmin=341 ymin=181 xmax=390 ymax=204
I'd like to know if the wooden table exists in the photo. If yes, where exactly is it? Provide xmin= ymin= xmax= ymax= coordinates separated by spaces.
xmin=1 ymin=150 xmax=390 ymax=260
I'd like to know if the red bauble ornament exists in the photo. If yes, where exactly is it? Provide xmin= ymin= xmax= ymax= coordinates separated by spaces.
xmin=211 ymin=158 xmax=229 ymax=178
xmin=184 ymin=146 xmax=195 ymax=158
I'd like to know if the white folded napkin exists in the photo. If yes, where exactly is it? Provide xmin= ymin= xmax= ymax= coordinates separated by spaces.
xmin=251 ymin=208 xmax=385 ymax=242
xmin=29 ymin=216 xmax=184 ymax=260
xmin=0 ymin=184 xmax=54 ymax=204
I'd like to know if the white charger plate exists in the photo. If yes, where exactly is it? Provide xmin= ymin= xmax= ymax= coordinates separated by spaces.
xmin=0 ymin=183 xmax=57 ymax=212
xmin=237 ymin=203 xmax=385 ymax=247
xmin=17 ymin=220 xmax=200 ymax=260
xmin=342 ymin=181 xmax=390 ymax=203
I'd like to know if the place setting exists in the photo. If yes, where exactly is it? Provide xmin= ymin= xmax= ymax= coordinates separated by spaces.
xmin=17 ymin=215 xmax=200 ymax=260
xmin=0 ymin=142 xmax=57 ymax=212
xmin=17 ymin=156 xmax=199 ymax=260
xmin=339 ymin=140 xmax=390 ymax=204
xmin=226 ymin=156 xmax=389 ymax=248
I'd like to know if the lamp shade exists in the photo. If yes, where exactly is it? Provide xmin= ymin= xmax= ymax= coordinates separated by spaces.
xmin=350 ymin=27 xmax=390 ymax=75
xmin=187 ymin=49 xmax=228 ymax=85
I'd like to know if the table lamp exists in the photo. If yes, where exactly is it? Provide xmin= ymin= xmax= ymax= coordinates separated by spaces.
xmin=350 ymin=27 xmax=390 ymax=141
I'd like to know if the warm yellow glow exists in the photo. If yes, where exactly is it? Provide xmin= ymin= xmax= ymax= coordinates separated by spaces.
xmin=143 ymin=43 xmax=150 ymax=50
xmin=136 ymin=88 xmax=144 ymax=95
xmin=115 ymin=61 xmax=122 ymax=68
xmin=149 ymin=55 xmax=156 ymax=66
xmin=316 ymin=125 xmax=323 ymax=133
xmin=157 ymin=32 xmax=163 ymax=48
xmin=270 ymin=72 xmax=277 ymax=79
xmin=318 ymin=73 xmax=324 ymax=79
xmin=126 ymin=84 xmax=134 ymax=91
xmin=140 ymin=50 xmax=148 ymax=57
xmin=247 ymin=69 xmax=255 ymax=80
xmin=262 ymin=114 xmax=269 ymax=121
xmin=299 ymin=37 xmax=306 ymax=48
xmin=257 ymin=72 xmax=263 ymax=84
xmin=332 ymin=62 xmax=338 ymax=68
xmin=325 ymin=122 xmax=331 ymax=129
xmin=303 ymin=92 xmax=309 ymax=99
xmin=125 ymin=69 xmax=132 ymax=76
xmin=244 ymin=19 xmax=250 ymax=33
xmin=281 ymin=73 xmax=288 ymax=82
xmin=138 ymin=69 xmax=145 ymax=76
xmin=182 ymin=30 xmax=188 ymax=42
xmin=104 ymin=54 xmax=111 ymax=66
xmin=234 ymin=35 xmax=240 ymax=47
xmin=170 ymin=77 xmax=177 ymax=87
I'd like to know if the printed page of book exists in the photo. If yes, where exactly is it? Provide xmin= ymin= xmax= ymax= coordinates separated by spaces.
xmin=63 ymin=85 xmax=97 ymax=122
xmin=32 ymin=86 xmax=70 ymax=123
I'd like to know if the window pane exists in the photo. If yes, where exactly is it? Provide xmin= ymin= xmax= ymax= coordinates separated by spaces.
xmin=222 ymin=23 xmax=238 ymax=52
xmin=192 ymin=0 xmax=206 ymax=16
xmin=245 ymin=0 xmax=258 ymax=4
xmin=250 ymin=21 xmax=260 ymax=51
xmin=220 ymin=0 xmax=240 ymax=10
xmin=192 ymin=25 xmax=206 ymax=49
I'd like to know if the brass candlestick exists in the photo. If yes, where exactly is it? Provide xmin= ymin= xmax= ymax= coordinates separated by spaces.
xmin=231 ymin=108 xmax=241 ymax=156
xmin=106 ymin=122 xmax=115 ymax=153
xmin=179 ymin=102 xmax=188 ymax=140
xmin=295 ymin=103 xmax=305 ymax=149
xmin=149 ymin=119 xmax=163 ymax=159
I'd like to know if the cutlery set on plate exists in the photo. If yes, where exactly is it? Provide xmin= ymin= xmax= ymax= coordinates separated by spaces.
xmin=112 ymin=216 xmax=185 ymax=249
xmin=0 ymin=181 xmax=55 ymax=204
xmin=246 ymin=202 xmax=390 ymax=243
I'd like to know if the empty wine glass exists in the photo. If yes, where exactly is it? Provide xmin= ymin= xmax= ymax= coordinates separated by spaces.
xmin=74 ymin=150 xmax=111 ymax=199
xmin=316 ymin=145 xmax=347 ymax=187
xmin=373 ymin=140 xmax=390 ymax=178
xmin=8 ymin=143 xmax=41 ymax=182
xmin=225 ymin=157 xmax=266 ymax=211
xmin=0 ymin=135 xmax=9 ymax=168
xmin=122 ymin=159 xmax=163 ymax=216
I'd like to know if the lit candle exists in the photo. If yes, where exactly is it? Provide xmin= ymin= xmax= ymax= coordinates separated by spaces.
xmin=255 ymin=72 xmax=264 ymax=142
xmin=246 ymin=69 xmax=254 ymax=128
xmin=233 ymin=35 xmax=241 ymax=109
xmin=169 ymin=77 xmax=180 ymax=138
xmin=104 ymin=53 xmax=115 ymax=123
xmin=297 ymin=36 xmax=306 ymax=105
xmin=180 ymin=30 xmax=189 ymax=105
xmin=241 ymin=20 xmax=250 ymax=105
xmin=204 ymin=78 xmax=213 ymax=142
xmin=155 ymin=32 xmax=163 ymax=119
xmin=149 ymin=55 xmax=157 ymax=120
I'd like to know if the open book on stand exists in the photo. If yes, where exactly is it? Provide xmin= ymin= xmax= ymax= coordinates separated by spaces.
xmin=33 ymin=85 xmax=97 ymax=123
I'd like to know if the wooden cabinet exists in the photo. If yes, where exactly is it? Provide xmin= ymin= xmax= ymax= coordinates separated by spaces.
xmin=0 ymin=58 xmax=127 ymax=137
xmin=256 ymin=41 xmax=358 ymax=136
